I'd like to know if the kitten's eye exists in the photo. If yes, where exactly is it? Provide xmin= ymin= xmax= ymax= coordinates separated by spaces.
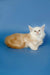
xmin=34 ymin=30 xmax=36 ymax=32
xmin=38 ymin=30 xmax=40 ymax=32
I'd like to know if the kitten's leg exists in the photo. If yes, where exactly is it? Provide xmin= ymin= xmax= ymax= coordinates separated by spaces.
xmin=25 ymin=40 xmax=38 ymax=50
xmin=28 ymin=43 xmax=35 ymax=50
xmin=35 ymin=40 xmax=43 ymax=50
xmin=30 ymin=40 xmax=43 ymax=50
xmin=32 ymin=41 xmax=38 ymax=50
xmin=28 ymin=43 xmax=38 ymax=50
xmin=37 ymin=40 xmax=43 ymax=47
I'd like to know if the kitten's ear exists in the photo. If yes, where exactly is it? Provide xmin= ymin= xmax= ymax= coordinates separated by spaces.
xmin=41 ymin=24 xmax=45 ymax=30
xmin=28 ymin=25 xmax=33 ymax=32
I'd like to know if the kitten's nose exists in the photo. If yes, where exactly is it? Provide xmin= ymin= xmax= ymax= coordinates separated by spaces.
xmin=37 ymin=32 xmax=39 ymax=34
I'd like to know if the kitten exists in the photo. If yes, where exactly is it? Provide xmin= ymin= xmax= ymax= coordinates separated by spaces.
xmin=5 ymin=24 xmax=45 ymax=50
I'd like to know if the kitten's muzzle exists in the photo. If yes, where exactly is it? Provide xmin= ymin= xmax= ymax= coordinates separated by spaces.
xmin=37 ymin=32 xmax=39 ymax=34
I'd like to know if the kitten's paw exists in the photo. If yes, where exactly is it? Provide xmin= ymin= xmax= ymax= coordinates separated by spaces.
xmin=33 ymin=47 xmax=38 ymax=50
xmin=31 ymin=48 xmax=34 ymax=50
xmin=31 ymin=47 xmax=38 ymax=50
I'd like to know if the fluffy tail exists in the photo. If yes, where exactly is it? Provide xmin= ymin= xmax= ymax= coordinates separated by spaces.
xmin=5 ymin=37 xmax=25 ymax=49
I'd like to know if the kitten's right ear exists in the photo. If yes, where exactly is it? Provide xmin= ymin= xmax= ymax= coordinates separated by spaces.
xmin=28 ymin=25 xmax=33 ymax=32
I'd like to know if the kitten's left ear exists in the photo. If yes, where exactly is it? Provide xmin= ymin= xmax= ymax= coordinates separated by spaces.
xmin=41 ymin=24 xmax=45 ymax=30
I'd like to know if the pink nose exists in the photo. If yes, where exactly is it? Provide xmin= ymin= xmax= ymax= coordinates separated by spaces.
xmin=37 ymin=32 xmax=39 ymax=34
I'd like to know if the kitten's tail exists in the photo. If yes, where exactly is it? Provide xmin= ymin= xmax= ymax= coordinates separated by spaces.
xmin=5 ymin=37 xmax=25 ymax=49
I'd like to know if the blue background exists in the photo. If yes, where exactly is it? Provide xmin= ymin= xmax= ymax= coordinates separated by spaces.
xmin=0 ymin=0 xmax=50 ymax=75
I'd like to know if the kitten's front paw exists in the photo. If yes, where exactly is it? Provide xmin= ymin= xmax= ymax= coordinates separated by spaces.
xmin=33 ymin=47 xmax=38 ymax=50
xmin=31 ymin=47 xmax=38 ymax=50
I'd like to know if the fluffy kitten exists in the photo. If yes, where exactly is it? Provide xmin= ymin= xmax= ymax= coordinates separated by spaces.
xmin=5 ymin=24 xmax=45 ymax=50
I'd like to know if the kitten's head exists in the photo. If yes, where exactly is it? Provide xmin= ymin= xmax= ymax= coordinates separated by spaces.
xmin=29 ymin=24 xmax=45 ymax=39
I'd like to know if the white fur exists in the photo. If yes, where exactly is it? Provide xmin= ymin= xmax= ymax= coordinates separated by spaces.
xmin=25 ymin=24 xmax=45 ymax=50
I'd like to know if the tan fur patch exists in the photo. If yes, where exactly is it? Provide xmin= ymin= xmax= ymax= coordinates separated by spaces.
xmin=5 ymin=33 xmax=29 ymax=49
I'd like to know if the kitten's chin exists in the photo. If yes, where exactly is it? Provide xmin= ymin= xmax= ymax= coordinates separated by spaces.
xmin=36 ymin=34 xmax=40 ymax=36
